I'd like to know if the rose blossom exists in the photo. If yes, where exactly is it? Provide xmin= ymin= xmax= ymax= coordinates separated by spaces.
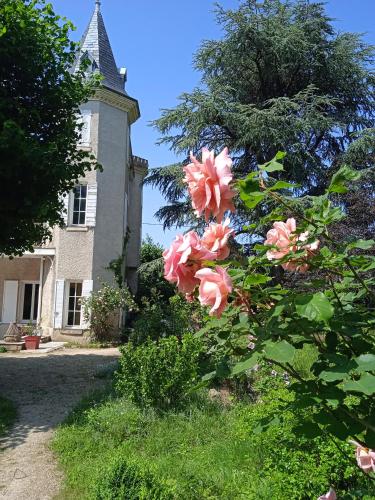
xmin=201 ymin=218 xmax=234 ymax=260
xmin=183 ymin=147 xmax=236 ymax=223
xmin=264 ymin=218 xmax=319 ymax=272
xmin=163 ymin=231 xmax=215 ymax=294
xmin=318 ymin=488 xmax=336 ymax=500
xmin=355 ymin=445 xmax=375 ymax=473
xmin=195 ymin=266 xmax=232 ymax=317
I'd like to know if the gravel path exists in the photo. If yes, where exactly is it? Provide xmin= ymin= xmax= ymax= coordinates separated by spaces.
xmin=0 ymin=348 xmax=120 ymax=500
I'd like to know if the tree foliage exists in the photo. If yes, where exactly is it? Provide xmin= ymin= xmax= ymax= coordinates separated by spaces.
xmin=0 ymin=0 xmax=99 ymax=255
xmin=147 ymin=0 xmax=374 ymax=231
xmin=137 ymin=235 xmax=175 ymax=303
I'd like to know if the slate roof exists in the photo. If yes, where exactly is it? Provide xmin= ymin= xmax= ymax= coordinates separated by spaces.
xmin=72 ymin=1 xmax=125 ymax=94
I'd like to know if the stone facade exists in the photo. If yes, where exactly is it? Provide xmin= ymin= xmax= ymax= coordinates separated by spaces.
xmin=0 ymin=3 xmax=147 ymax=341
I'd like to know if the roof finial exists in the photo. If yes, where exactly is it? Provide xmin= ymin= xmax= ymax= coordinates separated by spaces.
xmin=95 ymin=0 xmax=101 ymax=11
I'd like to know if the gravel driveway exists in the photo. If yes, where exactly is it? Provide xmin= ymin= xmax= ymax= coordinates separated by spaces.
xmin=0 ymin=348 xmax=120 ymax=500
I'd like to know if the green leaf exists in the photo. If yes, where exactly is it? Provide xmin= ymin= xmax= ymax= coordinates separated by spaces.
xmin=342 ymin=373 xmax=375 ymax=395
xmin=201 ymin=371 xmax=216 ymax=382
xmin=319 ymin=367 xmax=351 ymax=382
xmin=328 ymin=165 xmax=361 ymax=194
xmin=241 ymin=192 xmax=265 ymax=209
xmin=348 ymin=239 xmax=375 ymax=250
xmin=231 ymin=353 xmax=260 ymax=376
xmin=259 ymin=161 xmax=284 ymax=173
xmin=275 ymin=151 xmax=287 ymax=160
xmin=354 ymin=354 xmax=375 ymax=373
xmin=268 ymin=181 xmax=297 ymax=191
xmin=244 ymin=274 xmax=271 ymax=287
xmin=264 ymin=340 xmax=296 ymax=364
xmin=295 ymin=293 xmax=334 ymax=323
xmin=294 ymin=422 xmax=321 ymax=439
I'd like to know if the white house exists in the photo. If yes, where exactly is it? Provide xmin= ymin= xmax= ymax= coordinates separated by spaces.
xmin=0 ymin=1 xmax=148 ymax=341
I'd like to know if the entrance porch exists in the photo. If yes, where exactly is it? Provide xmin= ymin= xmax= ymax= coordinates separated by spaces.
xmin=0 ymin=249 xmax=55 ymax=339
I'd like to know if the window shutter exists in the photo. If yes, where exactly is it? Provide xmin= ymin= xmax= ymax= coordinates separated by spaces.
xmin=86 ymin=183 xmax=97 ymax=227
xmin=61 ymin=193 xmax=69 ymax=225
xmin=2 ymin=281 xmax=18 ymax=323
xmin=76 ymin=112 xmax=91 ymax=146
xmin=81 ymin=280 xmax=93 ymax=328
xmin=53 ymin=279 xmax=65 ymax=329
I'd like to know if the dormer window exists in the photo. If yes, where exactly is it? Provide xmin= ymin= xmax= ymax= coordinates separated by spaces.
xmin=71 ymin=185 xmax=87 ymax=225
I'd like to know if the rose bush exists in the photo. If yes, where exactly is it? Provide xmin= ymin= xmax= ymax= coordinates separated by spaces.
xmin=163 ymin=147 xmax=375 ymax=495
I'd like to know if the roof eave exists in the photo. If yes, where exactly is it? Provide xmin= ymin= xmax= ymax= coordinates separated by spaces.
xmin=92 ymin=87 xmax=140 ymax=124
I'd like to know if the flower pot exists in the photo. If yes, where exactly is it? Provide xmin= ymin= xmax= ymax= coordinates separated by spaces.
xmin=24 ymin=336 xmax=41 ymax=350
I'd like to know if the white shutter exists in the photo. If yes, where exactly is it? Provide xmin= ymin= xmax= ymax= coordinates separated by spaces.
xmin=61 ymin=193 xmax=70 ymax=225
xmin=53 ymin=279 xmax=65 ymax=329
xmin=86 ymin=183 xmax=97 ymax=227
xmin=2 ymin=281 xmax=18 ymax=323
xmin=81 ymin=280 xmax=93 ymax=328
xmin=77 ymin=112 xmax=91 ymax=146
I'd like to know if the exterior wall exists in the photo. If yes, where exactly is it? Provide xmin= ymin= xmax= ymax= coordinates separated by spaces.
xmin=126 ymin=165 xmax=147 ymax=292
xmin=92 ymin=100 xmax=129 ymax=290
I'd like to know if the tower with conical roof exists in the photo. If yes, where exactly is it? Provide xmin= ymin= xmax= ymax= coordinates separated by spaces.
xmin=48 ymin=1 xmax=148 ymax=338
xmin=0 ymin=1 xmax=147 ymax=341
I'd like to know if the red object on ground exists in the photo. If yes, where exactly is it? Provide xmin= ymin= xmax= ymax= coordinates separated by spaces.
xmin=24 ymin=336 xmax=40 ymax=350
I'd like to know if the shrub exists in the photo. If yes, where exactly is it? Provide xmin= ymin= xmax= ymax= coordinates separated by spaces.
xmin=115 ymin=335 xmax=202 ymax=409
xmin=128 ymin=294 xmax=202 ymax=345
xmin=82 ymin=282 xmax=138 ymax=341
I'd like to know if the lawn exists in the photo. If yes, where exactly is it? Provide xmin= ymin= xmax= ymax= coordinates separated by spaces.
xmin=52 ymin=380 xmax=375 ymax=499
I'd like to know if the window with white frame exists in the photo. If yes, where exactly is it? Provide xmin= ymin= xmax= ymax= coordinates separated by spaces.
xmin=20 ymin=282 xmax=40 ymax=323
xmin=66 ymin=282 xmax=82 ymax=327
xmin=71 ymin=185 xmax=87 ymax=225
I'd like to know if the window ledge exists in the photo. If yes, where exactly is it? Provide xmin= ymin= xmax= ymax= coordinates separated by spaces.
xmin=60 ymin=328 xmax=84 ymax=336
xmin=66 ymin=226 xmax=89 ymax=232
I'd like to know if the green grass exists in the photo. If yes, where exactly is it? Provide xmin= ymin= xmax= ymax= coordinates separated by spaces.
xmin=52 ymin=383 xmax=375 ymax=500
xmin=0 ymin=396 xmax=16 ymax=440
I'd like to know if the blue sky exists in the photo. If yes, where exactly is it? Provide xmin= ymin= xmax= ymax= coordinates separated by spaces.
xmin=51 ymin=0 xmax=375 ymax=248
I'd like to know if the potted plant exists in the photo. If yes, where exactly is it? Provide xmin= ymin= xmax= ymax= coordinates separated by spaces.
xmin=24 ymin=323 xmax=41 ymax=350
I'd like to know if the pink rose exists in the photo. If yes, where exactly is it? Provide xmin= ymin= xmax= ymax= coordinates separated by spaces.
xmin=195 ymin=266 xmax=232 ymax=317
xmin=264 ymin=218 xmax=319 ymax=272
xmin=318 ymin=488 xmax=336 ymax=500
xmin=163 ymin=231 xmax=215 ymax=294
xmin=183 ymin=147 xmax=236 ymax=223
xmin=356 ymin=445 xmax=375 ymax=473
xmin=201 ymin=218 xmax=234 ymax=260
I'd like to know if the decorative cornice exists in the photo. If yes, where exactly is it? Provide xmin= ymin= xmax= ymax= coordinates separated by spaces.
xmin=91 ymin=87 xmax=140 ymax=124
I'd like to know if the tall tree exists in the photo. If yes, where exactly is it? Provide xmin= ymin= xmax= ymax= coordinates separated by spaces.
xmin=0 ymin=0 xmax=98 ymax=255
xmin=137 ymin=235 xmax=175 ymax=304
xmin=147 ymin=0 xmax=374 ymax=232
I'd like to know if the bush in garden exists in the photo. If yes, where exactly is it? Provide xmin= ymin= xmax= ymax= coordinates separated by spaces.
xmin=82 ymin=283 xmax=138 ymax=341
xmin=162 ymin=146 xmax=375 ymax=493
xmin=115 ymin=335 xmax=202 ymax=409
xmin=128 ymin=293 xmax=202 ymax=345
